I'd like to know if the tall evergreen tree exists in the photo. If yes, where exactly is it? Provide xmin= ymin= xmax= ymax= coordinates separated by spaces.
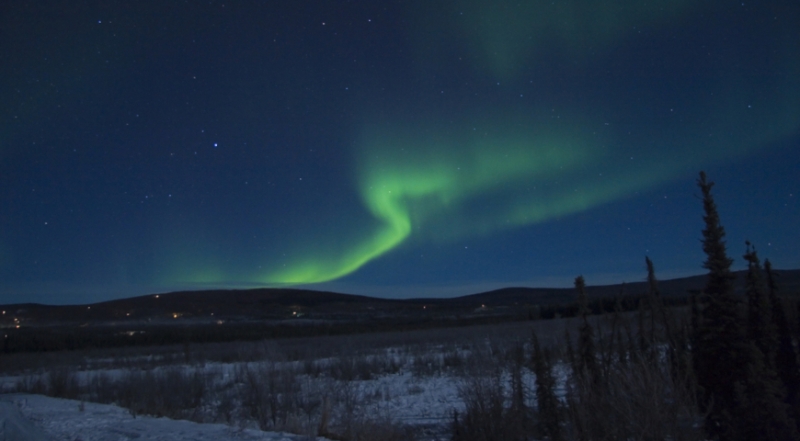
xmin=531 ymin=330 xmax=563 ymax=441
xmin=693 ymin=172 xmax=798 ymax=440
xmin=508 ymin=343 xmax=529 ymax=438
xmin=693 ymin=171 xmax=752 ymax=439
xmin=646 ymin=256 xmax=675 ymax=342
xmin=646 ymin=256 xmax=681 ymax=377
xmin=636 ymin=298 xmax=649 ymax=355
xmin=610 ymin=292 xmax=628 ymax=366
xmin=645 ymin=256 xmax=659 ymax=345
xmin=575 ymin=276 xmax=598 ymax=383
xmin=744 ymin=242 xmax=778 ymax=369
xmin=765 ymin=259 xmax=800 ymax=408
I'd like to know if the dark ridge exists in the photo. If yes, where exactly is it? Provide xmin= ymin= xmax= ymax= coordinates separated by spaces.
xmin=408 ymin=269 xmax=800 ymax=306
xmin=2 ymin=269 xmax=799 ymax=324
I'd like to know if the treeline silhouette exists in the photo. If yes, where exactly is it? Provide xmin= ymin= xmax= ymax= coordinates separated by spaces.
xmin=0 ymin=290 xmax=701 ymax=354
xmin=452 ymin=172 xmax=800 ymax=441
xmin=2 ymin=314 xmax=530 ymax=354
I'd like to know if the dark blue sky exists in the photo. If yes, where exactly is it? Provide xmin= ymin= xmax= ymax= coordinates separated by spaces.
xmin=2 ymin=1 xmax=799 ymax=304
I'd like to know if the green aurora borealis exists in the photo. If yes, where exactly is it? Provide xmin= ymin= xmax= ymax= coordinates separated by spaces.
xmin=260 ymin=0 xmax=800 ymax=286
xmin=1 ymin=0 xmax=799 ymax=302
xmin=266 ymin=101 xmax=800 ymax=285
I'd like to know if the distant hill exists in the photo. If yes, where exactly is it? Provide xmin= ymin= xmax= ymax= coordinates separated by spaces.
xmin=0 ymin=288 xmax=401 ymax=324
xmin=411 ymin=269 xmax=800 ymax=307
xmin=3 ymin=269 xmax=799 ymax=326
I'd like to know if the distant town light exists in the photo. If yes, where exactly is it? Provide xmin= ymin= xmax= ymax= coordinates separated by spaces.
xmin=155 ymin=295 xmax=160 ymax=299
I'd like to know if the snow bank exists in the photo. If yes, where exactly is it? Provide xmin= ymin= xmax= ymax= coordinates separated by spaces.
xmin=0 ymin=399 xmax=52 ymax=441
xmin=1 ymin=394 xmax=328 ymax=441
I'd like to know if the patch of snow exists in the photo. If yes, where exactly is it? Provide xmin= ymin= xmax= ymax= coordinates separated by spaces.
xmin=1 ymin=394 xmax=329 ymax=441
xmin=0 ymin=399 xmax=53 ymax=441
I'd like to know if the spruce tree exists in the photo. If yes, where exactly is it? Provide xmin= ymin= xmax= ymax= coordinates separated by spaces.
xmin=646 ymin=256 xmax=675 ymax=342
xmin=508 ymin=343 xmax=529 ymax=438
xmin=636 ymin=298 xmax=649 ymax=355
xmin=646 ymin=256 xmax=680 ymax=377
xmin=765 ymin=259 xmax=800 ymax=408
xmin=575 ymin=275 xmax=598 ymax=383
xmin=694 ymin=172 xmax=798 ymax=440
xmin=744 ymin=242 xmax=778 ymax=369
xmin=734 ymin=352 xmax=799 ymax=441
xmin=611 ymin=293 xmax=628 ymax=366
xmin=531 ymin=330 xmax=563 ymax=441
xmin=645 ymin=257 xmax=659 ymax=345
xmin=693 ymin=171 xmax=751 ymax=439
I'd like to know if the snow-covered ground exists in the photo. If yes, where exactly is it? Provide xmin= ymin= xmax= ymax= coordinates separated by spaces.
xmin=0 ymin=361 xmax=572 ymax=441
xmin=1 ymin=393 xmax=329 ymax=441
xmin=0 ymin=322 xmax=569 ymax=440
xmin=0 ymin=363 xmax=472 ymax=441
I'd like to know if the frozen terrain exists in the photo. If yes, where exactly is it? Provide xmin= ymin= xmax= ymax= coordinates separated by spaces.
xmin=0 ymin=321 xmax=573 ymax=440
xmin=1 ymin=394 xmax=330 ymax=441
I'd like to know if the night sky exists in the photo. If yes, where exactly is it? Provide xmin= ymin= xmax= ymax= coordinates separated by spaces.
xmin=2 ymin=1 xmax=799 ymax=304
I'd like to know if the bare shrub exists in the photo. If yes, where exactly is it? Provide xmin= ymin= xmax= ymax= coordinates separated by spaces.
xmin=564 ymin=351 xmax=702 ymax=441
xmin=452 ymin=356 xmax=532 ymax=441
xmin=111 ymin=367 xmax=209 ymax=420
xmin=302 ymin=358 xmax=322 ymax=377
xmin=48 ymin=368 xmax=80 ymax=399
xmin=343 ymin=416 xmax=416 ymax=441
xmin=443 ymin=349 xmax=466 ymax=371
xmin=332 ymin=378 xmax=363 ymax=435
xmin=15 ymin=369 xmax=79 ymax=399
xmin=411 ymin=352 xmax=442 ymax=377
xmin=329 ymin=357 xmax=360 ymax=381
xmin=453 ymin=372 xmax=508 ymax=441
xmin=326 ymin=354 xmax=401 ymax=381
xmin=15 ymin=374 xmax=47 ymax=395
xmin=86 ymin=371 xmax=115 ymax=403
xmin=237 ymin=362 xmax=310 ymax=432
xmin=214 ymin=385 xmax=237 ymax=425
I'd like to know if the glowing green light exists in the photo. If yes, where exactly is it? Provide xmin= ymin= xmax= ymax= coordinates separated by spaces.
xmin=167 ymin=1 xmax=800 ymax=288
xmin=265 ymin=122 xmax=602 ymax=284
xmin=413 ymin=0 xmax=702 ymax=80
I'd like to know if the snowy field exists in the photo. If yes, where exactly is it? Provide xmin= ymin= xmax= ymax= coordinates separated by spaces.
xmin=1 ymin=394 xmax=329 ymax=441
xmin=1 ymin=320 xmax=575 ymax=441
